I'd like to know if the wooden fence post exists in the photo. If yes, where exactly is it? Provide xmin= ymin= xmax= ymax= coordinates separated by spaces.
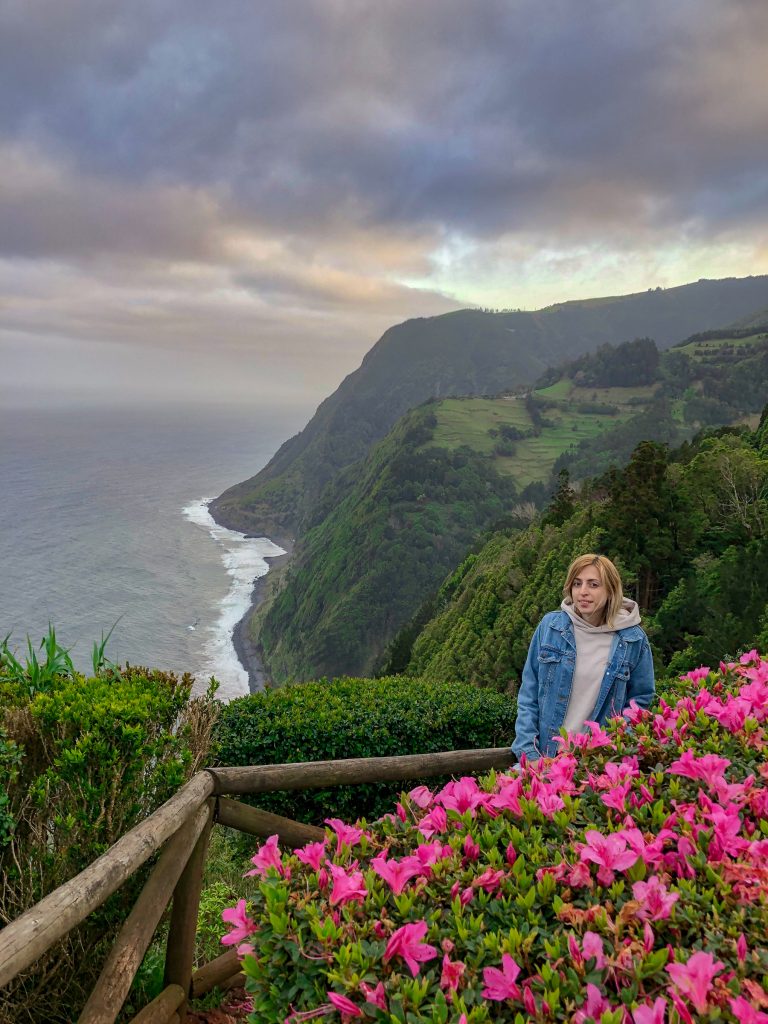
xmin=78 ymin=801 xmax=211 ymax=1024
xmin=162 ymin=799 xmax=214 ymax=1021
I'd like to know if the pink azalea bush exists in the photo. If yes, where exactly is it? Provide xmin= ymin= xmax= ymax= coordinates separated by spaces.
xmin=222 ymin=655 xmax=768 ymax=1023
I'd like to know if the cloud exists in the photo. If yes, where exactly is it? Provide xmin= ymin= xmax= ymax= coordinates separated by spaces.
xmin=1 ymin=0 xmax=767 ymax=405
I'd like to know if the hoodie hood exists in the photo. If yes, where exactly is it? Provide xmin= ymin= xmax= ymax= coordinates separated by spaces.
xmin=561 ymin=597 xmax=641 ymax=633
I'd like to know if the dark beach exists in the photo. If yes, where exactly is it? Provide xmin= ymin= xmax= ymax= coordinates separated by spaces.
xmin=231 ymin=535 xmax=294 ymax=694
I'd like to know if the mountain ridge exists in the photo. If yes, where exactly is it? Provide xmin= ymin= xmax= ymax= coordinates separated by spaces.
xmin=211 ymin=275 xmax=768 ymax=538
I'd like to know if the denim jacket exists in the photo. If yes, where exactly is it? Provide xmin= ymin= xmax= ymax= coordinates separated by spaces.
xmin=512 ymin=610 xmax=655 ymax=761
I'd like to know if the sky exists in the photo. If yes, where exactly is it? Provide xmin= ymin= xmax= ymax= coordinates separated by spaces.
xmin=2 ymin=0 xmax=767 ymax=410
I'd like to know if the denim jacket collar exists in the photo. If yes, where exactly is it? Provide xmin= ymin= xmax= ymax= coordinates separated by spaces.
xmin=548 ymin=609 xmax=644 ymax=644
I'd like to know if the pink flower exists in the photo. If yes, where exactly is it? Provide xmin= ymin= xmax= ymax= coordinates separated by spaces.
xmin=328 ymin=863 xmax=367 ymax=906
xmin=681 ymin=665 xmax=711 ymax=682
xmin=325 ymin=818 xmax=365 ymax=854
xmin=244 ymin=834 xmax=283 ymax=877
xmin=582 ymin=720 xmax=615 ymax=748
xmin=523 ymin=984 xmax=537 ymax=1015
xmin=383 ymin=921 xmax=439 ymax=976
xmin=407 ymin=785 xmax=434 ymax=808
xmin=490 ymin=775 xmax=524 ymax=815
xmin=632 ymin=875 xmax=680 ymax=921
xmin=359 ymin=981 xmax=387 ymax=1011
xmin=294 ymin=839 xmax=327 ymax=872
xmin=436 ymin=776 xmax=489 ymax=816
xmin=440 ymin=954 xmax=466 ymax=992
xmin=668 ymin=749 xmax=731 ymax=787
xmin=462 ymin=834 xmax=480 ymax=861
xmin=505 ymin=842 xmax=517 ymax=866
xmin=668 ymin=990 xmax=694 ymax=1024
xmin=545 ymin=753 xmax=578 ymax=791
xmin=418 ymin=805 xmax=448 ymax=838
xmin=601 ymin=781 xmax=632 ymax=813
xmin=578 ymin=829 xmax=638 ymax=884
xmin=568 ymin=933 xmax=583 ymax=968
xmin=327 ymin=992 xmax=363 ymax=1018
xmin=729 ymin=996 xmax=768 ymax=1023
xmin=473 ymin=867 xmax=504 ymax=893
xmin=632 ymin=997 xmax=667 ymax=1024
xmin=414 ymin=840 xmax=452 ymax=869
xmin=574 ymin=984 xmax=612 ymax=1023
xmin=371 ymin=853 xmax=424 ymax=894
xmin=666 ymin=951 xmax=724 ymax=1013
xmin=582 ymin=931 xmax=606 ymax=968
xmin=737 ymin=934 xmax=748 ymax=962
xmin=624 ymin=699 xmax=650 ymax=724
xmin=535 ymin=786 xmax=565 ymax=817
xmin=221 ymin=899 xmax=255 ymax=946
xmin=567 ymin=861 xmax=593 ymax=888
xmin=482 ymin=953 xmax=522 ymax=1001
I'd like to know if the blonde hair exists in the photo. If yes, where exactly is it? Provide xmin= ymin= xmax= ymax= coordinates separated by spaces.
xmin=563 ymin=553 xmax=624 ymax=627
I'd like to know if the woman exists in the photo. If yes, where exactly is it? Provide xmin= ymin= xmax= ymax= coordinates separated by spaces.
xmin=512 ymin=553 xmax=655 ymax=762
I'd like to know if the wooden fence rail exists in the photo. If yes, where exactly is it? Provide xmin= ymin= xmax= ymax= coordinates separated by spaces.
xmin=0 ymin=746 xmax=514 ymax=1023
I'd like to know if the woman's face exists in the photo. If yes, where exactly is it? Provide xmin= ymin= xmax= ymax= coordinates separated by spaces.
xmin=571 ymin=565 xmax=608 ymax=624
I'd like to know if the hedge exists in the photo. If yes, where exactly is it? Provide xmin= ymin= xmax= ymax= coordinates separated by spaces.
xmin=213 ymin=676 xmax=517 ymax=824
xmin=0 ymin=654 xmax=218 ymax=1023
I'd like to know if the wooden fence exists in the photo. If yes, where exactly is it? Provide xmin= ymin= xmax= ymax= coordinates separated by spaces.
xmin=0 ymin=746 xmax=515 ymax=1023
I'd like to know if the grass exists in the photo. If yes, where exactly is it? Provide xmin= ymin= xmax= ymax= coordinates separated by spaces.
xmin=431 ymin=397 xmax=533 ymax=454
xmin=427 ymin=396 xmax=640 ymax=488
xmin=569 ymin=384 xmax=656 ymax=405
xmin=534 ymin=379 xmax=573 ymax=401
xmin=677 ymin=332 xmax=768 ymax=359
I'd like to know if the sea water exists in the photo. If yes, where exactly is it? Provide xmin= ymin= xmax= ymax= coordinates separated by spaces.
xmin=0 ymin=401 xmax=306 ymax=700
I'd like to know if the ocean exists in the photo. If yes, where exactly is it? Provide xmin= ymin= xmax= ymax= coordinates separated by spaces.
xmin=0 ymin=401 xmax=307 ymax=700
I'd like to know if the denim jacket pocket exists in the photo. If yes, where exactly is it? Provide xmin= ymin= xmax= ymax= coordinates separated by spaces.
xmin=538 ymin=646 xmax=563 ymax=693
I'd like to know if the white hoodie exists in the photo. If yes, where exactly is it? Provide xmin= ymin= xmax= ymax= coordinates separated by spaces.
xmin=559 ymin=597 xmax=642 ymax=733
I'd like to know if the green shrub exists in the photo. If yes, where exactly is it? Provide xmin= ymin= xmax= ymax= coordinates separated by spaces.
xmin=213 ymin=676 xmax=516 ymax=826
xmin=0 ymin=641 xmax=219 ymax=1024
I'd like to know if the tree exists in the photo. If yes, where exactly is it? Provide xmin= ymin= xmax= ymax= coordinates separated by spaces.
xmin=601 ymin=441 xmax=681 ymax=611
xmin=542 ymin=469 xmax=577 ymax=527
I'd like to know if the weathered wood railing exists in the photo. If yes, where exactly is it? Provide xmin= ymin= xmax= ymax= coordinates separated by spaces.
xmin=0 ymin=746 xmax=515 ymax=1023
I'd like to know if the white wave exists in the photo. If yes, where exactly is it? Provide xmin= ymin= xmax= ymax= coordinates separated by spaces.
xmin=182 ymin=498 xmax=285 ymax=701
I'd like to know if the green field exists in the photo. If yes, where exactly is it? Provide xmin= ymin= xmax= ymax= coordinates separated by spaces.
xmin=428 ymin=393 xmax=641 ymax=487
xmin=424 ymin=330 xmax=766 ymax=490
xmin=431 ymin=397 xmax=533 ymax=454
xmin=503 ymin=405 xmax=638 ymax=485
xmin=677 ymin=332 xmax=768 ymax=359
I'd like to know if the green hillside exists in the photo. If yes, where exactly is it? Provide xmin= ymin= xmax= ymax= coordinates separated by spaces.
xmin=426 ymin=328 xmax=767 ymax=491
xmin=404 ymin=416 xmax=768 ymax=690
xmin=211 ymin=276 xmax=768 ymax=537
xmin=254 ymin=406 xmax=517 ymax=682
xmin=255 ymin=329 xmax=768 ymax=685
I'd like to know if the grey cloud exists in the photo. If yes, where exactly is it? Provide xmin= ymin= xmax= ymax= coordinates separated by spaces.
xmin=1 ymin=0 xmax=767 ymax=415
xmin=2 ymin=0 xmax=766 ymax=249
xmin=0 ymin=144 xmax=226 ymax=262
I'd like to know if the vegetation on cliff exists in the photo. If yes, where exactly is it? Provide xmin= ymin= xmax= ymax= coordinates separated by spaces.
xmin=255 ymin=407 xmax=517 ymax=682
xmin=400 ymin=416 xmax=768 ymax=690
xmin=257 ymin=329 xmax=768 ymax=686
